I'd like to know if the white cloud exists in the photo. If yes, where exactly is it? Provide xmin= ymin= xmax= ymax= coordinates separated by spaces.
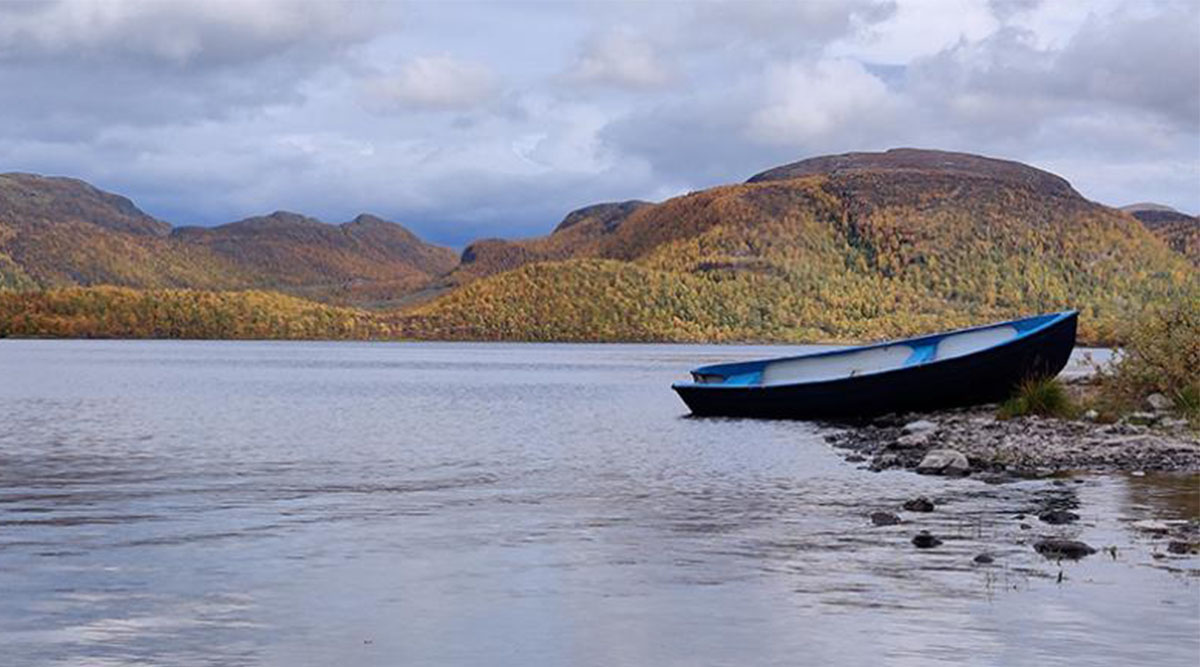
xmin=1 ymin=0 xmax=1197 ymax=241
xmin=363 ymin=56 xmax=498 ymax=111
xmin=749 ymin=59 xmax=893 ymax=143
xmin=566 ymin=30 xmax=672 ymax=89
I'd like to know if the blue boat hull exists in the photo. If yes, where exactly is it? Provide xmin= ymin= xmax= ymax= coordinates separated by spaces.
xmin=672 ymin=312 xmax=1077 ymax=420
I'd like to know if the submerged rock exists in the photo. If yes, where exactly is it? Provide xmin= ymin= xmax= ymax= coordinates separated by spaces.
xmin=1167 ymin=541 xmax=1197 ymax=555
xmin=903 ymin=496 xmax=936 ymax=512
xmin=1131 ymin=519 xmax=1174 ymax=534
xmin=973 ymin=553 xmax=995 ymax=564
xmin=912 ymin=531 xmax=943 ymax=548
xmin=916 ymin=449 xmax=971 ymax=476
xmin=870 ymin=511 xmax=902 ymax=526
xmin=1034 ymin=538 xmax=1096 ymax=560
xmin=1038 ymin=509 xmax=1080 ymax=525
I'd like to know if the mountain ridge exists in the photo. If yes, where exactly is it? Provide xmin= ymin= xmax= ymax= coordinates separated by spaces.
xmin=1 ymin=149 xmax=1196 ymax=343
xmin=0 ymin=173 xmax=456 ymax=305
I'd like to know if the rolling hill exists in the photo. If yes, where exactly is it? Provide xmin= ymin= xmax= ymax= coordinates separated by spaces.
xmin=398 ymin=149 xmax=1197 ymax=343
xmin=0 ymin=173 xmax=455 ymax=306
xmin=1 ymin=149 xmax=1195 ymax=343
xmin=1120 ymin=203 xmax=1199 ymax=264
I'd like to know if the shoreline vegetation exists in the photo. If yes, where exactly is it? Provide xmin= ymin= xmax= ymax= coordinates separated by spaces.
xmin=0 ymin=282 xmax=1195 ymax=346
xmin=4 ymin=287 xmax=1196 ymax=427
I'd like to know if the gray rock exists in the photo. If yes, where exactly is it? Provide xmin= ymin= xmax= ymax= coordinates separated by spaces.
xmin=903 ymin=419 xmax=938 ymax=434
xmin=903 ymin=496 xmax=935 ymax=512
xmin=902 ymin=496 xmax=936 ymax=513
xmin=894 ymin=431 xmax=932 ymax=448
xmin=1146 ymin=393 xmax=1174 ymax=412
xmin=1167 ymin=541 xmax=1196 ymax=555
xmin=870 ymin=511 xmax=902 ymax=526
xmin=1038 ymin=509 xmax=1080 ymax=525
xmin=1034 ymin=538 xmax=1096 ymax=560
xmin=973 ymin=553 xmax=995 ymax=564
xmin=916 ymin=448 xmax=971 ymax=476
xmin=912 ymin=531 xmax=943 ymax=548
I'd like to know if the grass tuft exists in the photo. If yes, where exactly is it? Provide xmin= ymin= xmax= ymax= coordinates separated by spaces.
xmin=999 ymin=376 xmax=1076 ymax=420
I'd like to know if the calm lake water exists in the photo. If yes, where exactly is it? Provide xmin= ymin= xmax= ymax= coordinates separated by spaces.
xmin=0 ymin=341 xmax=1196 ymax=666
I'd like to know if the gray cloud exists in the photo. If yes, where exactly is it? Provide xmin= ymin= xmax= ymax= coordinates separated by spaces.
xmin=362 ymin=56 xmax=499 ymax=111
xmin=0 ymin=0 xmax=1196 ymax=244
xmin=565 ymin=29 xmax=673 ymax=89
xmin=0 ymin=0 xmax=380 ymax=66
xmin=688 ymin=0 xmax=898 ymax=49
xmin=908 ymin=4 xmax=1200 ymax=133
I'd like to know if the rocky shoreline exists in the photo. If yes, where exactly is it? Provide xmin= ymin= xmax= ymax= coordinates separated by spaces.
xmin=824 ymin=392 xmax=1200 ymax=560
xmin=825 ymin=403 xmax=1199 ymax=479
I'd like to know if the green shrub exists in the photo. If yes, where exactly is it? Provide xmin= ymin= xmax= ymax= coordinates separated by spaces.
xmin=999 ymin=376 xmax=1076 ymax=419
xmin=1095 ymin=299 xmax=1200 ymax=427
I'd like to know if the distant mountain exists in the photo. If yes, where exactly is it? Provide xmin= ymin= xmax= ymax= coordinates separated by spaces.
xmin=2 ymin=149 xmax=1196 ymax=344
xmin=400 ymin=148 xmax=1196 ymax=343
xmin=1119 ymin=204 xmax=1198 ymax=264
xmin=0 ymin=172 xmax=170 ymax=236
xmin=0 ymin=173 xmax=455 ymax=305
xmin=172 ymin=211 xmax=457 ymax=304
xmin=1121 ymin=202 xmax=1181 ymax=214
xmin=450 ymin=200 xmax=650 ymax=284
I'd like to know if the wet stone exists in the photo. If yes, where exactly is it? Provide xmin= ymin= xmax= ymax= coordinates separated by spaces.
xmin=870 ymin=511 xmax=902 ymax=526
xmin=1034 ymin=538 xmax=1096 ymax=560
xmin=903 ymin=497 xmax=935 ymax=512
xmin=1038 ymin=509 xmax=1080 ymax=525
xmin=973 ymin=553 xmax=995 ymax=564
xmin=912 ymin=531 xmax=943 ymax=549
xmin=1167 ymin=541 xmax=1196 ymax=555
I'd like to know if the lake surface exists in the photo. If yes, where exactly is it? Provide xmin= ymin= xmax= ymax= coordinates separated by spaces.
xmin=0 ymin=341 xmax=1195 ymax=666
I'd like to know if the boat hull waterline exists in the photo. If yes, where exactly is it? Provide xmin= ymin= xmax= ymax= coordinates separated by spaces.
xmin=672 ymin=311 xmax=1078 ymax=420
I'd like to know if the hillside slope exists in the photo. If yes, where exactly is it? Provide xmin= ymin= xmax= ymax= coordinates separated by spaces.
xmin=401 ymin=149 xmax=1196 ymax=343
xmin=0 ymin=173 xmax=455 ymax=304
xmin=1121 ymin=204 xmax=1199 ymax=264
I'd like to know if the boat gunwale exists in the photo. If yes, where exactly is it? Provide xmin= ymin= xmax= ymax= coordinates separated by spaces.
xmin=672 ymin=310 xmax=1078 ymax=391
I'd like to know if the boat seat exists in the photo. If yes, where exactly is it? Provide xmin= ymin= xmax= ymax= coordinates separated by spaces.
xmin=934 ymin=326 xmax=1018 ymax=361
xmin=722 ymin=371 xmax=762 ymax=386
xmin=903 ymin=344 xmax=937 ymax=366
xmin=761 ymin=345 xmax=914 ymax=385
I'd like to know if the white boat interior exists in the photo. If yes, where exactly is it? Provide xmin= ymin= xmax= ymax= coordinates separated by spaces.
xmin=718 ymin=324 xmax=1021 ymax=386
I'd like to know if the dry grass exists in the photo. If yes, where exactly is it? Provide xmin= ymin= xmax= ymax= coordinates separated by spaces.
xmin=999 ymin=376 xmax=1077 ymax=420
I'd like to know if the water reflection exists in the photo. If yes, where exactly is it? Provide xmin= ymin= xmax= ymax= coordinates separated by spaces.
xmin=1121 ymin=472 xmax=1200 ymax=521
xmin=0 ymin=340 xmax=1195 ymax=667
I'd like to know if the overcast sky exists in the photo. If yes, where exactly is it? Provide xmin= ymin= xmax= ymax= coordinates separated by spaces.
xmin=1 ymin=0 xmax=1196 ymax=245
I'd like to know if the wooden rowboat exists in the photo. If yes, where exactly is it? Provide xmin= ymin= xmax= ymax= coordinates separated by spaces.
xmin=672 ymin=311 xmax=1078 ymax=419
